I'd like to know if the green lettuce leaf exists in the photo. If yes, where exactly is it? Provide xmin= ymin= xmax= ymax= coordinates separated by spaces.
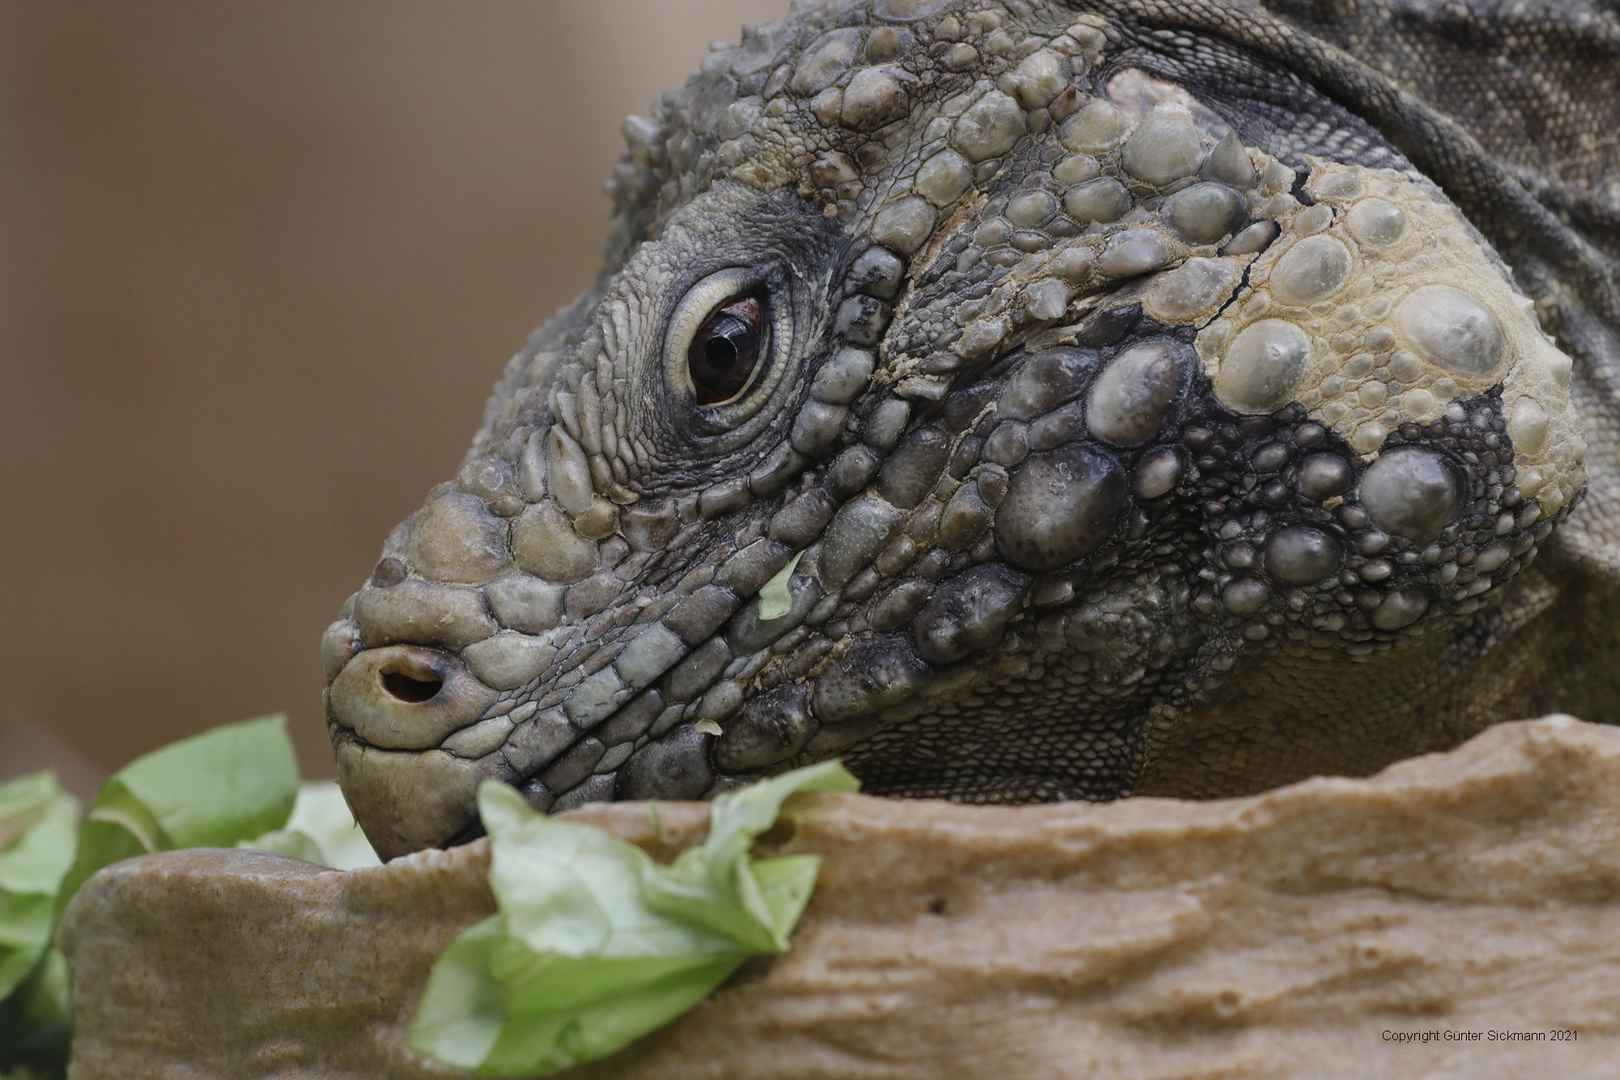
xmin=240 ymin=781 xmax=380 ymax=871
xmin=5 ymin=715 xmax=305 ymax=1078
xmin=56 ymin=715 xmax=299 ymax=915
xmin=410 ymin=761 xmax=859 ymax=1076
xmin=756 ymin=549 xmax=805 ymax=621
xmin=0 ymin=774 xmax=79 ymax=1005
xmin=0 ymin=945 xmax=72 ymax=1076
xmin=0 ymin=775 xmax=78 ymax=1078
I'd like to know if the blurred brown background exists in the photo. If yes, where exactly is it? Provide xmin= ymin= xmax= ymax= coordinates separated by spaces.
xmin=0 ymin=0 xmax=780 ymax=795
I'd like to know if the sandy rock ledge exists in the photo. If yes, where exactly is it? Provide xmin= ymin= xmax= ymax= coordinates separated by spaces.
xmin=60 ymin=715 xmax=1620 ymax=1079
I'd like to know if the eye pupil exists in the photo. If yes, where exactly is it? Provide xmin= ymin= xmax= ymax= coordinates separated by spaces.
xmin=689 ymin=295 xmax=766 ymax=405
xmin=702 ymin=320 xmax=743 ymax=366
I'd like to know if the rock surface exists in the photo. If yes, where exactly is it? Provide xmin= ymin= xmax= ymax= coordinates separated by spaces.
xmin=60 ymin=716 xmax=1620 ymax=1078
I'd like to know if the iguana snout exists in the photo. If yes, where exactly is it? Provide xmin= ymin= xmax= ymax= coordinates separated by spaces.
xmin=324 ymin=0 xmax=1594 ymax=861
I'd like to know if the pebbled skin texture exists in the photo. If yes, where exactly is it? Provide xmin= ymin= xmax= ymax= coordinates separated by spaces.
xmin=320 ymin=0 xmax=1620 ymax=861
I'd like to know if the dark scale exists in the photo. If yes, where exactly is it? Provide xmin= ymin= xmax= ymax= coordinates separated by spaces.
xmin=801 ymin=314 xmax=1231 ymax=802
xmin=1177 ymin=387 xmax=1572 ymax=649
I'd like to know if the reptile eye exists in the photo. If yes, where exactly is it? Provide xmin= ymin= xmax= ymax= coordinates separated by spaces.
xmin=664 ymin=267 xmax=791 ymax=434
xmin=688 ymin=294 xmax=767 ymax=405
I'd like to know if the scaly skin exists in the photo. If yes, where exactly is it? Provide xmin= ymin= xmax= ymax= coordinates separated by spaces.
xmin=319 ymin=0 xmax=1620 ymax=861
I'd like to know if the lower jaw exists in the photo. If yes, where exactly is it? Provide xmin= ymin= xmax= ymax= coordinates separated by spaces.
xmin=329 ymin=730 xmax=513 ymax=861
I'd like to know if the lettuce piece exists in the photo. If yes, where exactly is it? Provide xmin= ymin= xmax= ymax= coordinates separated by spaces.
xmin=5 ymin=715 xmax=304 ymax=1078
xmin=240 ymin=781 xmax=381 ymax=871
xmin=0 ymin=945 xmax=72 ymax=1077
xmin=410 ymin=761 xmax=859 ymax=1076
xmin=0 ymin=776 xmax=78 ymax=1079
xmin=55 ymin=715 xmax=299 ymax=914
xmin=756 ymin=549 xmax=805 ymax=621
xmin=0 ymin=775 xmax=78 ymax=1005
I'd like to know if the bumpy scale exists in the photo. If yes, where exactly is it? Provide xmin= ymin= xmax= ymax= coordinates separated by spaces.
xmin=320 ymin=0 xmax=1609 ymax=860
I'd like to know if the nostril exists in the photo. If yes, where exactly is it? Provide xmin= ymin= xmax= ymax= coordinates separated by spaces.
xmin=329 ymin=644 xmax=496 ymax=752
xmin=380 ymin=668 xmax=443 ymax=704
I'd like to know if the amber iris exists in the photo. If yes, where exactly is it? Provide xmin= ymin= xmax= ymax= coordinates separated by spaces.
xmin=688 ymin=294 xmax=766 ymax=405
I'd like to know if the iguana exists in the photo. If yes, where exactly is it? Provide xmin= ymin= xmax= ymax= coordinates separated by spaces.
xmin=320 ymin=0 xmax=1620 ymax=860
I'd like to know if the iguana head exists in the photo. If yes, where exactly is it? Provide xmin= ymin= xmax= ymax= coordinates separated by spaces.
xmin=322 ymin=0 xmax=1586 ymax=860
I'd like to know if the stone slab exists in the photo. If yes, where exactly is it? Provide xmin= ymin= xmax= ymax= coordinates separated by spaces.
xmin=59 ymin=715 xmax=1620 ymax=1078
